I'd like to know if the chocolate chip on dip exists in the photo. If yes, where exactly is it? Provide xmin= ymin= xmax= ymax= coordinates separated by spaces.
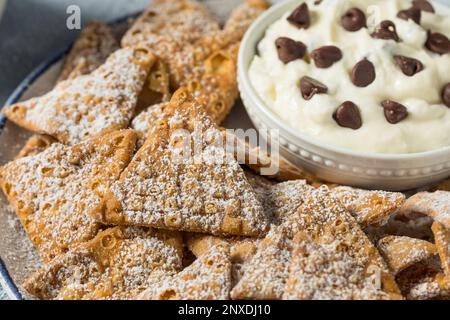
xmin=443 ymin=83 xmax=450 ymax=108
xmin=333 ymin=101 xmax=362 ymax=130
xmin=393 ymin=55 xmax=424 ymax=76
xmin=412 ymin=0 xmax=434 ymax=13
xmin=371 ymin=20 xmax=400 ymax=42
xmin=311 ymin=46 xmax=343 ymax=68
xmin=275 ymin=37 xmax=307 ymax=64
xmin=287 ymin=3 xmax=310 ymax=29
xmin=341 ymin=8 xmax=366 ymax=32
xmin=397 ymin=7 xmax=421 ymax=25
xmin=425 ymin=32 xmax=450 ymax=55
xmin=299 ymin=76 xmax=328 ymax=100
xmin=351 ymin=58 xmax=376 ymax=87
xmin=381 ymin=100 xmax=408 ymax=124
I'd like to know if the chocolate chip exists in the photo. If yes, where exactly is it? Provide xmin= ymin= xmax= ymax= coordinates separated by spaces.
xmin=299 ymin=76 xmax=328 ymax=100
xmin=412 ymin=0 xmax=434 ymax=13
xmin=275 ymin=37 xmax=307 ymax=64
xmin=393 ymin=55 xmax=424 ymax=76
xmin=442 ymin=83 xmax=450 ymax=108
xmin=397 ymin=7 xmax=421 ymax=24
xmin=341 ymin=8 xmax=366 ymax=32
xmin=425 ymin=32 xmax=450 ymax=55
xmin=381 ymin=100 xmax=408 ymax=124
xmin=371 ymin=20 xmax=400 ymax=42
xmin=287 ymin=3 xmax=310 ymax=29
xmin=333 ymin=101 xmax=362 ymax=130
xmin=310 ymin=46 xmax=342 ymax=68
xmin=351 ymin=58 xmax=376 ymax=87
xmin=314 ymin=0 xmax=322 ymax=5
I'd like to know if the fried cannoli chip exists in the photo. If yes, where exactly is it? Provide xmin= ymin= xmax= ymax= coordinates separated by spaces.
xmin=15 ymin=134 xmax=57 ymax=159
xmin=3 ymin=47 xmax=154 ymax=145
xmin=399 ymin=191 xmax=450 ymax=229
xmin=433 ymin=177 xmax=450 ymax=192
xmin=138 ymin=244 xmax=232 ymax=300
xmin=137 ymin=59 xmax=171 ymax=110
xmin=331 ymin=186 xmax=405 ymax=227
xmin=58 ymin=21 xmax=119 ymax=82
xmin=91 ymin=89 xmax=270 ymax=237
xmin=185 ymin=233 xmax=259 ymax=285
xmin=283 ymin=232 xmax=402 ymax=300
xmin=377 ymin=236 xmax=437 ymax=275
xmin=432 ymin=222 xmax=450 ymax=277
xmin=23 ymin=226 xmax=183 ymax=300
xmin=0 ymin=130 xmax=138 ymax=262
xmin=122 ymin=0 xmax=220 ymax=46
xmin=232 ymin=186 xmax=401 ymax=300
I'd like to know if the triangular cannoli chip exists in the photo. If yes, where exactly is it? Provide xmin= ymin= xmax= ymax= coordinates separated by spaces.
xmin=0 ymin=130 xmax=138 ymax=262
xmin=283 ymin=232 xmax=402 ymax=300
xmin=377 ymin=236 xmax=437 ymax=275
xmin=58 ymin=21 xmax=119 ymax=82
xmin=15 ymin=134 xmax=57 ymax=159
xmin=232 ymin=186 xmax=401 ymax=300
xmin=331 ymin=186 xmax=406 ymax=227
xmin=185 ymin=233 xmax=259 ymax=286
xmin=3 ymin=47 xmax=154 ymax=144
xmin=399 ymin=191 xmax=450 ymax=228
xmin=138 ymin=244 xmax=232 ymax=300
xmin=92 ymin=89 xmax=270 ymax=237
xmin=432 ymin=222 xmax=450 ymax=278
xmin=23 ymin=226 xmax=183 ymax=300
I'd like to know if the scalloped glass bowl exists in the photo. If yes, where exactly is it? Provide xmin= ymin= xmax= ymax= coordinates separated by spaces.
xmin=238 ymin=0 xmax=450 ymax=191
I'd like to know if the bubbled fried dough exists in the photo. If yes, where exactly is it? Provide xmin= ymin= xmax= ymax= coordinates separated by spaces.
xmin=23 ymin=227 xmax=183 ymax=300
xmin=91 ymin=89 xmax=270 ymax=237
xmin=432 ymin=222 xmax=450 ymax=278
xmin=377 ymin=236 xmax=437 ymax=275
xmin=3 ymin=47 xmax=155 ymax=145
xmin=0 ymin=130 xmax=138 ymax=263
xmin=58 ymin=21 xmax=119 ymax=82
xmin=283 ymin=232 xmax=401 ymax=300
xmin=138 ymin=244 xmax=232 ymax=300
xmin=331 ymin=186 xmax=406 ymax=227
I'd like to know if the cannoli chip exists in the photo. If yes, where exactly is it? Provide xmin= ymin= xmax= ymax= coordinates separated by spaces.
xmin=283 ymin=232 xmax=402 ymax=300
xmin=399 ymin=191 xmax=450 ymax=228
xmin=3 ymin=47 xmax=154 ymax=144
xmin=23 ymin=227 xmax=183 ymax=300
xmin=138 ymin=244 xmax=232 ymax=300
xmin=0 ymin=130 xmax=137 ymax=262
xmin=432 ymin=222 xmax=450 ymax=277
xmin=332 ymin=186 xmax=406 ymax=227
xmin=58 ymin=21 xmax=119 ymax=82
xmin=92 ymin=89 xmax=270 ymax=237
xmin=377 ymin=236 xmax=437 ymax=275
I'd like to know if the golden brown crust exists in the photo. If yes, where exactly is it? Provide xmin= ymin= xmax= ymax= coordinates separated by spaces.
xmin=432 ymin=222 xmax=450 ymax=278
xmin=58 ymin=21 xmax=119 ymax=82
xmin=0 ymin=130 xmax=138 ymax=262
xmin=138 ymin=244 xmax=232 ymax=300
xmin=23 ymin=226 xmax=183 ymax=300
xmin=377 ymin=236 xmax=437 ymax=275
xmin=91 ymin=89 xmax=270 ymax=237
xmin=3 ymin=47 xmax=154 ymax=144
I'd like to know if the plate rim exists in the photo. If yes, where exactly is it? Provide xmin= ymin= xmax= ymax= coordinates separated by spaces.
xmin=0 ymin=12 xmax=140 ymax=301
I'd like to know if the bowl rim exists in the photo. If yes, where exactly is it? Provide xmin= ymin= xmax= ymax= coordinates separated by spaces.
xmin=238 ymin=0 xmax=450 ymax=162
